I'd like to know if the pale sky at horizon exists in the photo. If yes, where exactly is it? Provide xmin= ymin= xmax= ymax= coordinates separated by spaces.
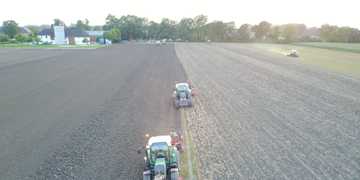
xmin=1 ymin=0 xmax=359 ymax=28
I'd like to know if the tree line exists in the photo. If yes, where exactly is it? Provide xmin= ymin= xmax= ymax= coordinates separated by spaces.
xmin=1 ymin=14 xmax=360 ymax=43
xmin=103 ymin=15 xmax=360 ymax=43
xmin=0 ymin=20 xmax=37 ymax=43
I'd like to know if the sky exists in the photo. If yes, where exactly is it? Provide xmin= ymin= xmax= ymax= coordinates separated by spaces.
xmin=1 ymin=0 xmax=359 ymax=28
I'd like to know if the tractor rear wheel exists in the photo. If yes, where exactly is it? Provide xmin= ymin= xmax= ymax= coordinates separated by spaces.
xmin=175 ymin=102 xmax=180 ymax=109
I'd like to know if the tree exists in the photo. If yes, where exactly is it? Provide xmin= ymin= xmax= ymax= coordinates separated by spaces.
xmin=206 ymin=21 xmax=224 ymax=41
xmin=193 ymin=15 xmax=208 ymax=41
xmin=269 ymin=26 xmax=281 ymax=42
xmin=103 ymin=14 xmax=120 ymax=30
xmin=253 ymin=21 xmax=271 ymax=40
xmin=319 ymin=24 xmax=360 ymax=42
xmin=238 ymin=24 xmax=252 ymax=42
xmin=147 ymin=21 xmax=160 ymax=39
xmin=75 ymin=19 xmax=91 ymax=31
xmin=118 ymin=15 xmax=147 ymax=40
xmin=104 ymin=28 xmax=121 ymax=42
xmin=92 ymin=26 xmax=103 ymax=31
xmin=2 ymin=20 xmax=19 ymax=38
xmin=276 ymin=24 xmax=307 ymax=43
xmin=15 ymin=34 xmax=31 ymax=42
xmin=26 ymin=25 xmax=40 ymax=35
xmin=104 ymin=15 xmax=147 ymax=40
xmin=348 ymin=28 xmax=360 ymax=42
xmin=193 ymin=15 xmax=207 ymax=27
xmin=300 ymin=27 xmax=320 ymax=42
xmin=282 ymin=24 xmax=297 ymax=43
xmin=176 ymin=18 xmax=194 ymax=41
xmin=320 ymin=24 xmax=338 ymax=42
xmin=335 ymin=27 xmax=352 ymax=42
xmin=95 ymin=14 xmax=360 ymax=43
xmin=206 ymin=21 xmax=235 ymax=41
xmin=26 ymin=25 xmax=41 ymax=43
xmin=0 ymin=34 xmax=9 ymax=42
xmin=53 ymin=19 xmax=65 ymax=26
xmin=223 ymin=22 xmax=236 ymax=41
xmin=294 ymin=24 xmax=306 ymax=39
xmin=158 ymin=18 xmax=176 ymax=39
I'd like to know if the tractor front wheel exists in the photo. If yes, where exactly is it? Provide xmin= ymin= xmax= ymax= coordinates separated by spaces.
xmin=170 ymin=168 xmax=179 ymax=180
xmin=143 ymin=170 xmax=151 ymax=180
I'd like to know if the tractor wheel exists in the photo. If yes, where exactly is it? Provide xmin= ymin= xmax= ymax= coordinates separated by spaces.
xmin=170 ymin=168 xmax=179 ymax=180
xmin=175 ymin=102 xmax=180 ymax=109
xmin=188 ymin=100 xmax=193 ymax=107
xmin=143 ymin=170 xmax=151 ymax=180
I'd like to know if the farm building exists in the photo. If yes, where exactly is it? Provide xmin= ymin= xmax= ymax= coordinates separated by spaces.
xmin=0 ymin=26 xmax=32 ymax=36
xmin=66 ymin=27 xmax=89 ymax=45
xmin=86 ymin=31 xmax=105 ymax=44
xmin=37 ymin=27 xmax=106 ymax=45
xmin=37 ymin=28 xmax=53 ymax=44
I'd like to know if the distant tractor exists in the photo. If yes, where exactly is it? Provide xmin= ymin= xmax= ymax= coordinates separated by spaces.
xmin=173 ymin=82 xmax=194 ymax=109
xmin=142 ymin=134 xmax=181 ymax=180
xmin=287 ymin=49 xmax=299 ymax=57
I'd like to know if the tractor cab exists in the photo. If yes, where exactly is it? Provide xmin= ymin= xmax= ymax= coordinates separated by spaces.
xmin=149 ymin=141 xmax=170 ymax=163
xmin=175 ymin=83 xmax=191 ymax=97
xmin=173 ymin=82 xmax=194 ymax=108
xmin=287 ymin=49 xmax=299 ymax=57
xmin=143 ymin=135 xmax=180 ymax=180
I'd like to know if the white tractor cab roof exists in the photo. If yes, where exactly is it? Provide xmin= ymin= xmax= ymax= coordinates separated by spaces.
xmin=290 ymin=49 xmax=298 ymax=54
xmin=147 ymin=135 xmax=172 ymax=148
xmin=175 ymin=83 xmax=190 ymax=90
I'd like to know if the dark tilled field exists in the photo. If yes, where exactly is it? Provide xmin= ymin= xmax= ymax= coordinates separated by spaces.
xmin=0 ymin=44 xmax=186 ymax=179
xmin=176 ymin=43 xmax=360 ymax=180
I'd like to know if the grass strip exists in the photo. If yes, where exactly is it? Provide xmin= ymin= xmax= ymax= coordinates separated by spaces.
xmin=180 ymin=109 xmax=199 ymax=180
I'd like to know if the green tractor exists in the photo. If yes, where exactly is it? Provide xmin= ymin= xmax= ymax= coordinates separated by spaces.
xmin=142 ymin=135 xmax=180 ymax=180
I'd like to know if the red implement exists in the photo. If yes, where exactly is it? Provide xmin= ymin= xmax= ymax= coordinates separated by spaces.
xmin=170 ymin=132 xmax=183 ymax=152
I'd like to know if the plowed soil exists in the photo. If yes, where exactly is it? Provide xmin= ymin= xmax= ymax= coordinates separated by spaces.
xmin=0 ymin=44 xmax=186 ymax=179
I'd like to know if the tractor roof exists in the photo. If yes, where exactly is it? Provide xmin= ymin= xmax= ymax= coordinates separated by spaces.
xmin=175 ymin=83 xmax=190 ymax=92
xmin=147 ymin=135 xmax=171 ymax=147
xmin=176 ymin=82 xmax=189 ymax=88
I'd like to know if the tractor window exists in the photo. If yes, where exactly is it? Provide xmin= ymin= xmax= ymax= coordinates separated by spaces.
xmin=150 ymin=142 xmax=168 ymax=152
xmin=150 ymin=142 xmax=169 ymax=161
xmin=176 ymin=84 xmax=188 ymax=91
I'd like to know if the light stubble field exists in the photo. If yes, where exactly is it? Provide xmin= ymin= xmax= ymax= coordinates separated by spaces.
xmin=176 ymin=43 xmax=360 ymax=180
